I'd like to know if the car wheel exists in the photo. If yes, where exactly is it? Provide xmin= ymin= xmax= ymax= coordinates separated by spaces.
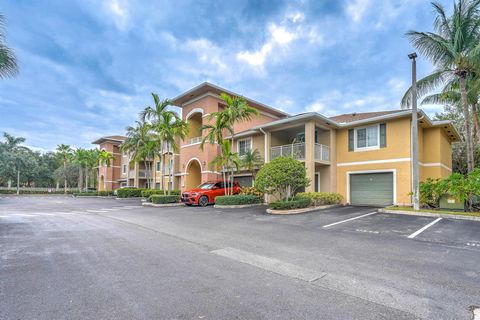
xmin=185 ymin=203 xmax=192 ymax=206
xmin=198 ymin=196 xmax=208 ymax=207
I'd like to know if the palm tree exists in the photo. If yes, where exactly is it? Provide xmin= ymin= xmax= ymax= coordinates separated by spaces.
xmin=121 ymin=120 xmax=155 ymax=189
xmin=241 ymin=149 xmax=263 ymax=186
xmin=56 ymin=144 xmax=73 ymax=194
xmin=219 ymin=93 xmax=259 ymax=193
xmin=84 ymin=149 xmax=99 ymax=190
xmin=98 ymin=150 xmax=115 ymax=191
xmin=210 ymin=140 xmax=241 ymax=195
xmin=401 ymin=0 xmax=480 ymax=172
xmin=73 ymin=148 xmax=86 ymax=191
xmin=0 ymin=14 xmax=18 ymax=79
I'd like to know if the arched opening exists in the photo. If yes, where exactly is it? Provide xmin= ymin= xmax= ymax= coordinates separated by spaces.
xmin=99 ymin=175 xmax=105 ymax=191
xmin=185 ymin=159 xmax=202 ymax=190
xmin=186 ymin=112 xmax=202 ymax=143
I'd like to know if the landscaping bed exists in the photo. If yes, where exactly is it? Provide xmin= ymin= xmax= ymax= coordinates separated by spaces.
xmin=141 ymin=194 xmax=182 ymax=207
xmin=73 ymin=191 xmax=114 ymax=197
xmin=266 ymin=192 xmax=344 ymax=215
xmin=214 ymin=195 xmax=263 ymax=208
xmin=381 ymin=206 xmax=480 ymax=221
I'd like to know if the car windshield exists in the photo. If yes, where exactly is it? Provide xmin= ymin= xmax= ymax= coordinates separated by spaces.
xmin=198 ymin=183 xmax=215 ymax=189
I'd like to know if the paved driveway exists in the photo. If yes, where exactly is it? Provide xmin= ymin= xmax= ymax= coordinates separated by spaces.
xmin=1 ymin=196 xmax=479 ymax=319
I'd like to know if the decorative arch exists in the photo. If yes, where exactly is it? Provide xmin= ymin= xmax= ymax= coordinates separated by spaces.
xmin=185 ymin=158 xmax=202 ymax=190
xmin=185 ymin=108 xmax=204 ymax=120
xmin=185 ymin=110 xmax=203 ymax=141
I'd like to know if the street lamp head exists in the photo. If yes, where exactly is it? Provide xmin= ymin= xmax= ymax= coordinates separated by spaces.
xmin=408 ymin=52 xmax=417 ymax=60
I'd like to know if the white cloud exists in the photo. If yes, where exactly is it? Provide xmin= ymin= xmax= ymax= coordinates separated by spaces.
xmin=104 ymin=0 xmax=130 ymax=30
xmin=306 ymin=99 xmax=326 ymax=113
xmin=345 ymin=0 xmax=370 ymax=22
xmin=184 ymin=38 xmax=229 ymax=74
xmin=269 ymin=24 xmax=296 ymax=45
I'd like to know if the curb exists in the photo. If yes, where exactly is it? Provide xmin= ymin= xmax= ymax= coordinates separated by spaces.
xmin=267 ymin=204 xmax=342 ymax=215
xmin=72 ymin=196 xmax=115 ymax=198
xmin=142 ymin=202 xmax=184 ymax=207
xmin=115 ymin=197 xmax=144 ymax=201
xmin=379 ymin=208 xmax=480 ymax=222
xmin=214 ymin=203 xmax=264 ymax=209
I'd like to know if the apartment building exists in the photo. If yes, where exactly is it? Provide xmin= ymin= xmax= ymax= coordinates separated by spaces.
xmin=94 ymin=82 xmax=460 ymax=206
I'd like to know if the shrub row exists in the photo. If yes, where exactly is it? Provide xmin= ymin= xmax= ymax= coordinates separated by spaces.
xmin=215 ymin=195 xmax=262 ymax=206
xmin=73 ymin=191 xmax=114 ymax=197
xmin=149 ymin=195 xmax=179 ymax=204
xmin=296 ymin=192 xmax=343 ymax=206
xmin=268 ymin=197 xmax=311 ymax=210
xmin=116 ymin=188 xmax=146 ymax=198
xmin=239 ymin=187 xmax=264 ymax=198
xmin=141 ymin=189 xmax=180 ymax=198
xmin=0 ymin=189 xmax=74 ymax=194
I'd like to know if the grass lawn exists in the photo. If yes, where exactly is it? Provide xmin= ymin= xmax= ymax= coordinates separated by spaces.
xmin=385 ymin=206 xmax=480 ymax=218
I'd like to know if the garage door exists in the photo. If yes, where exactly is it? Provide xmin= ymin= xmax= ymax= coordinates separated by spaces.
xmin=350 ymin=172 xmax=394 ymax=206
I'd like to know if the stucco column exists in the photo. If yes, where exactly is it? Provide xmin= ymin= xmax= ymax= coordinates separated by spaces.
xmin=264 ymin=131 xmax=271 ymax=163
xmin=305 ymin=121 xmax=315 ymax=192
xmin=133 ymin=162 xmax=139 ymax=188
xmin=329 ymin=129 xmax=337 ymax=193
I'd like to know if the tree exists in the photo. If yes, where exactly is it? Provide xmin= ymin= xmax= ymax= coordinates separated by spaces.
xmin=401 ymin=0 xmax=480 ymax=172
xmin=240 ymin=149 xmax=263 ymax=186
xmin=210 ymin=140 xmax=241 ymax=195
xmin=121 ymin=120 xmax=155 ymax=189
xmin=97 ymin=150 xmax=115 ymax=191
xmin=1 ymin=133 xmax=28 ymax=194
xmin=219 ymin=93 xmax=259 ymax=194
xmin=56 ymin=144 xmax=73 ymax=193
xmin=84 ymin=149 xmax=99 ymax=189
xmin=0 ymin=14 xmax=18 ymax=79
xmin=255 ymin=156 xmax=309 ymax=201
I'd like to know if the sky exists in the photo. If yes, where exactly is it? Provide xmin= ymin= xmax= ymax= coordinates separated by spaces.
xmin=0 ymin=0 xmax=451 ymax=151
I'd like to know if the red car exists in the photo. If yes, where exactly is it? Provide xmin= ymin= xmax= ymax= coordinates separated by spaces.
xmin=181 ymin=181 xmax=241 ymax=206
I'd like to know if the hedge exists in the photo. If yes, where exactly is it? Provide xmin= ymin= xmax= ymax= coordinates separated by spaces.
xmin=215 ymin=195 xmax=262 ymax=206
xmin=268 ymin=197 xmax=311 ymax=210
xmin=296 ymin=192 xmax=343 ymax=206
xmin=73 ymin=191 xmax=114 ymax=197
xmin=240 ymin=187 xmax=264 ymax=198
xmin=149 ymin=195 xmax=179 ymax=204
xmin=0 ymin=189 xmax=74 ymax=194
xmin=116 ymin=188 xmax=146 ymax=198
xmin=141 ymin=189 xmax=180 ymax=198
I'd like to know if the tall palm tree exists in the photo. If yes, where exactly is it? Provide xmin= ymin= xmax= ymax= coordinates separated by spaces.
xmin=401 ymin=0 xmax=480 ymax=172
xmin=98 ymin=150 xmax=115 ymax=191
xmin=219 ymin=93 xmax=259 ymax=193
xmin=241 ymin=149 xmax=263 ymax=186
xmin=210 ymin=140 xmax=241 ymax=195
xmin=56 ymin=144 xmax=73 ymax=194
xmin=121 ymin=120 xmax=155 ymax=189
xmin=0 ymin=14 xmax=18 ymax=79
xmin=84 ymin=149 xmax=99 ymax=190
xmin=73 ymin=148 xmax=86 ymax=191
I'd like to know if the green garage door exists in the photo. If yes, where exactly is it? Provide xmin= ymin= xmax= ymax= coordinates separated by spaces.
xmin=350 ymin=172 xmax=394 ymax=206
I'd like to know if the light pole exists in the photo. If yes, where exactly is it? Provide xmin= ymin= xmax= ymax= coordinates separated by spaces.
xmin=409 ymin=52 xmax=420 ymax=211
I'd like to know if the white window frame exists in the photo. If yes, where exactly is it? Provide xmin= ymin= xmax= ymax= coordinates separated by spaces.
xmin=122 ymin=164 xmax=127 ymax=174
xmin=237 ymin=137 xmax=252 ymax=156
xmin=354 ymin=124 xmax=380 ymax=151
xmin=156 ymin=161 xmax=161 ymax=172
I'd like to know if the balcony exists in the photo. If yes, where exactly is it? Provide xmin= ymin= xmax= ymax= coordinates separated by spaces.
xmin=270 ymin=143 xmax=329 ymax=162
xmin=185 ymin=136 xmax=202 ymax=146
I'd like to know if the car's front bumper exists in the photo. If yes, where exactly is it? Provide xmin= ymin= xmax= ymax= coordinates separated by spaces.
xmin=181 ymin=194 xmax=199 ymax=204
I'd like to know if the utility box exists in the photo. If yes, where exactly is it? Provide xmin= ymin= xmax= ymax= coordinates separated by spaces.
xmin=439 ymin=194 xmax=464 ymax=211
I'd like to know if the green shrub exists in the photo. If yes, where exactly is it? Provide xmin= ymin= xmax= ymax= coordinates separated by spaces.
xmin=149 ymin=195 xmax=179 ymax=204
xmin=240 ymin=187 xmax=264 ymax=198
xmin=97 ymin=191 xmax=114 ymax=196
xmin=296 ymin=192 xmax=343 ymax=206
xmin=215 ymin=195 xmax=262 ymax=206
xmin=255 ymin=156 xmax=309 ymax=201
xmin=73 ymin=192 xmax=97 ymax=196
xmin=141 ymin=189 xmax=180 ymax=198
xmin=116 ymin=188 xmax=146 ymax=198
xmin=268 ymin=197 xmax=311 ymax=210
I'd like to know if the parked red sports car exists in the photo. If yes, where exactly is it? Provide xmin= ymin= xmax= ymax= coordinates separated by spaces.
xmin=181 ymin=181 xmax=241 ymax=206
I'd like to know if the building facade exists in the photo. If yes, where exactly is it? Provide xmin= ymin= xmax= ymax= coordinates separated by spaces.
xmin=93 ymin=82 xmax=459 ymax=206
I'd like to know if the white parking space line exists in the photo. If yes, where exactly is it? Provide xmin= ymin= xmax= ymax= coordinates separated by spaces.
xmin=13 ymin=214 xmax=35 ymax=217
xmin=322 ymin=212 xmax=377 ymax=228
xmin=407 ymin=218 xmax=443 ymax=239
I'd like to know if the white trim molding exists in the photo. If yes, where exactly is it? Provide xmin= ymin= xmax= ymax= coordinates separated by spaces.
xmin=201 ymin=170 xmax=222 ymax=174
xmin=419 ymin=162 xmax=452 ymax=171
xmin=183 ymin=157 xmax=203 ymax=175
xmin=346 ymin=169 xmax=397 ymax=205
xmin=337 ymin=158 xmax=411 ymax=167
xmin=181 ymin=141 xmax=202 ymax=148
xmin=185 ymin=108 xmax=204 ymax=119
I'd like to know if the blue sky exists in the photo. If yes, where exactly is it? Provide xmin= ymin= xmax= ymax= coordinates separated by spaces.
xmin=1 ymin=0 xmax=450 ymax=151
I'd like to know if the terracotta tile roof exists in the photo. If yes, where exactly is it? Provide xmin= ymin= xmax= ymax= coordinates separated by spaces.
xmin=329 ymin=110 xmax=405 ymax=123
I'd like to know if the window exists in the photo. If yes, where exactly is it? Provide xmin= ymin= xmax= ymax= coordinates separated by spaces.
xmin=122 ymin=165 xmax=127 ymax=174
xmin=238 ymin=138 xmax=252 ymax=156
xmin=120 ymin=182 xmax=127 ymax=187
xmin=355 ymin=124 xmax=379 ymax=150
xmin=156 ymin=161 xmax=160 ymax=172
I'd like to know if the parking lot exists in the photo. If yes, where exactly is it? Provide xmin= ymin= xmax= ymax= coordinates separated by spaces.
xmin=1 ymin=196 xmax=479 ymax=319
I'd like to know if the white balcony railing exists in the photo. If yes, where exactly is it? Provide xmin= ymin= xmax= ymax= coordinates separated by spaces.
xmin=314 ymin=143 xmax=330 ymax=162
xmin=270 ymin=143 xmax=305 ymax=160
xmin=270 ymin=143 xmax=330 ymax=162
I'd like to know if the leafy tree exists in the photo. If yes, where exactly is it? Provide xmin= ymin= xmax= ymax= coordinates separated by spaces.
xmin=255 ymin=156 xmax=309 ymax=201
xmin=0 ymin=14 xmax=18 ymax=79
xmin=240 ymin=149 xmax=263 ymax=186
xmin=401 ymin=0 xmax=480 ymax=172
